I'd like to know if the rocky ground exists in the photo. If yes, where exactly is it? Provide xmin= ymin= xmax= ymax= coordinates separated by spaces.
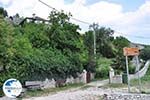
xmin=1 ymin=80 xmax=150 ymax=100
xmin=2 ymin=89 xmax=150 ymax=100
xmin=23 ymin=86 xmax=150 ymax=100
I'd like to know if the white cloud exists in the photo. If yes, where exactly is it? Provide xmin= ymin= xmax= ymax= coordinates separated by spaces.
xmin=0 ymin=0 xmax=11 ymax=5
xmin=111 ymin=1 xmax=150 ymax=35
xmin=1 ymin=0 xmax=150 ymax=44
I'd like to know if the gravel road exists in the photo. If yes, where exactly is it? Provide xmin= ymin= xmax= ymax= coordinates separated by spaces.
xmin=23 ymin=87 xmax=128 ymax=100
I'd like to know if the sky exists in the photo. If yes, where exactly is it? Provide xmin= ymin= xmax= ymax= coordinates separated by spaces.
xmin=0 ymin=0 xmax=150 ymax=44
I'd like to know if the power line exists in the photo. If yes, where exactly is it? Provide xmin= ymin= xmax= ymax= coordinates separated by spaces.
xmin=115 ymin=31 xmax=150 ymax=39
xmin=39 ymin=0 xmax=149 ymax=40
xmin=38 ymin=0 xmax=91 ymax=25
xmin=71 ymin=17 xmax=91 ymax=25
xmin=39 ymin=0 xmax=57 ymax=11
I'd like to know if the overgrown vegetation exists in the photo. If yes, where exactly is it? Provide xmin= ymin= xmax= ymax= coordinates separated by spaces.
xmin=95 ymin=57 xmax=113 ymax=78
xmin=0 ymin=7 xmax=141 ymax=95
xmin=130 ymin=65 xmax=150 ymax=93
xmin=0 ymin=10 xmax=85 ymax=84
xmin=140 ymin=46 xmax=150 ymax=61
xmin=112 ymin=36 xmax=130 ymax=74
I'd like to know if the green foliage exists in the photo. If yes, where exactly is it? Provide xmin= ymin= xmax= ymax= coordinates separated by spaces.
xmin=95 ymin=26 xmax=115 ymax=58
xmin=83 ymin=24 xmax=115 ymax=72
xmin=113 ymin=36 xmax=130 ymax=55
xmin=130 ymin=66 xmax=150 ymax=93
xmin=0 ymin=10 xmax=85 ymax=87
xmin=95 ymin=57 xmax=113 ymax=78
xmin=83 ymin=31 xmax=95 ymax=72
xmin=47 ymin=10 xmax=81 ymax=52
xmin=0 ymin=7 xmax=8 ymax=17
xmin=129 ymin=64 xmax=135 ymax=74
xmin=0 ymin=16 xmax=15 ymax=81
xmin=112 ymin=36 xmax=130 ymax=72
xmin=140 ymin=46 xmax=150 ymax=61
xmin=0 ymin=7 xmax=134 ymax=91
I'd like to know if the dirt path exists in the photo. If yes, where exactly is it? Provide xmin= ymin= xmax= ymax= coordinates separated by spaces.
xmin=22 ymin=79 xmax=123 ymax=100
xmin=23 ymin=86 xmax=150 ymax=100
xmin=2 ymin=79 xmax=150 ymax=100
xmin=22 ymin=79 xmax=109 ymax=100
xmin=87 ymin=79 xmax=109 ymax=87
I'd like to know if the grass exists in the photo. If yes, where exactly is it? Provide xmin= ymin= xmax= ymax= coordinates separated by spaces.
xmin=130 ymin=65 xmax=150 ymax=93
xmin=23 ymin=83 xmax=85 ymax=98
xmin=80 ymin=85 xmax=94 ymax=90
xmin=98 ymin=96 xmax=104 ymax=100
xmin=91 ymin=77 xmax=108 ymax=82
xmin=102 ymin=83 xmax=127 ymax=89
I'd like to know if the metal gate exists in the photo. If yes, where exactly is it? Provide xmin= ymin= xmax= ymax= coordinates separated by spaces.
xmin=86 ymin=72 xmax=91 ymax=83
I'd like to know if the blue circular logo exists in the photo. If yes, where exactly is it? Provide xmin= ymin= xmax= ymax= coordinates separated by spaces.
xmin=2 ymin=79 xmax=22 ymax=98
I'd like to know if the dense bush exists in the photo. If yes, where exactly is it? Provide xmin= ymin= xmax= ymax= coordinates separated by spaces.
xmin=129 ymin=65 xmax=136 ymax=74
xmin=0 ymin=10 xmax=85 ymax=86
xmin=140 ymin=46 xmax=150 ymax=61
xmin=0 ymin=7 xmax=135 ymax=90
xmin=95 ymin=57 xmax=113 ymax=78
xmin=112 ymin=36 xmax=130 ymax=72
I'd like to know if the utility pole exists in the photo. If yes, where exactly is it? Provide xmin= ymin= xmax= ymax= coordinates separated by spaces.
xmin=93 ymin=28 xmax=96 ymax=61
xmin=90 ymin=23 xmax=97 ymax=61
xmin=125 ymin=56 xmax=130 ymax=92
xmin=136 ymin=55 xmax=142 ymax=93
xmin=90 ymin=23 xmax=97 ymax=87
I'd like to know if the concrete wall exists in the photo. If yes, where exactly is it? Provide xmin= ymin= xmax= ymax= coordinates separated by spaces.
xmin=130 ymin=60 xmax=150 ymax=80
xmin=109 ymin=68 xmax=122 ymax=84
xmin=26 ymin=70 xmax=89 ymax=89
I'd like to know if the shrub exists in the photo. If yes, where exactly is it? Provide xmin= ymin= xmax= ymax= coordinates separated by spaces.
xmin=95 ymin=57 xmax=113 ymax=78
xmin=129 ymin=65 xmax=135 ymax=74
xmin=140 ymin=46 xmax=150 ymax=61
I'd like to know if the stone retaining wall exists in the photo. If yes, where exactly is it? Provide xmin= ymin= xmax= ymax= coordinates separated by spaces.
xmin=26 ymin=70 xmax=94 ymax=89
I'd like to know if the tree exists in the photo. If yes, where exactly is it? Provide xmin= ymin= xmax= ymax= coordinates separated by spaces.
xmin=0 ymin=7 xmax=8 ymax=17
xmin=0 ymin=14 xmax=16 ymax=84
xmin=95 ymin=26 xmax=115 ymax=58
xmin=14 ymin=10 xmax=84 ymax=80
xmin=83 ymin=30 xmax=95 ymax=72
xmin=47 ymin=10 xmax=82 ymax=52
xmin=83 ymin=24 xmax=115 ymax=72
xmin=112 ymin=36 xmax=130 ymax=72
xmin=0 ymin=10 xmax=86 ymax=85
xmin=113 ymin=36 xmax=130 ymax=55
xmin=46 ymin=10 xmax=84 ymax=78
xmin=0 ymin=15 xmax=14 ymax=71
xmin=140 ymin=46 xmax=150 ymax=61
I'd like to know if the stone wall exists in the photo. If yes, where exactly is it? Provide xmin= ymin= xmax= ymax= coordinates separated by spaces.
xmin=26 ymin=70 xmax=89 ymax=89
xmin=111 ymin=75 xmax=122 ymax=84
xmin=90 ymin=73 xmax=95 ymax=80
xmin=109 ymin=68 xmax=122 ymax=84
xmin=42 ymin=78 xmax=56 ymax=89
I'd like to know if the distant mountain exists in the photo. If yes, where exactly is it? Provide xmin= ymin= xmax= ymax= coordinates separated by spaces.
xmin=130 ymin=42 xmax=146 ymax=49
